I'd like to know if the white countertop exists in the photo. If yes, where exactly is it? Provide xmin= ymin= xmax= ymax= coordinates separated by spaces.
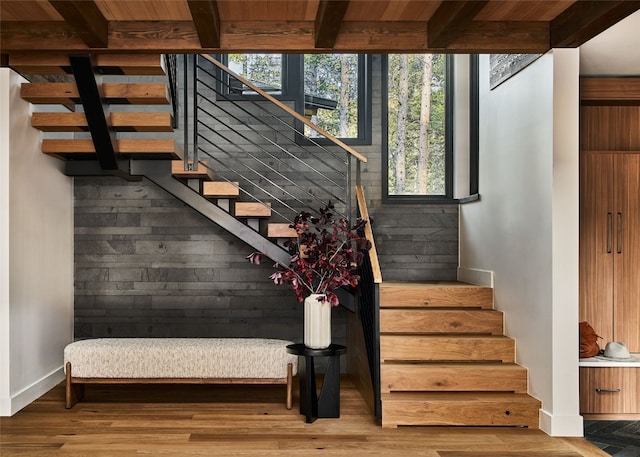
xmin=579 ymin=354 xmax=640 ymax=367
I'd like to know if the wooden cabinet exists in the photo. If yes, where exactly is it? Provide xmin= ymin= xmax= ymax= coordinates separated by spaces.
xmin=579 ymin=80 xmax=640 ymax=418
xmin=579 ymin=152 xmax=640 ymax=352
xmin=580 ymin=367 xmax=640 ymax=416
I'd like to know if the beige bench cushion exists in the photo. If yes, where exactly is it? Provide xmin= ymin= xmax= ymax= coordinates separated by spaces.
xmin=64 ymin=338 xmax=298 ymax=379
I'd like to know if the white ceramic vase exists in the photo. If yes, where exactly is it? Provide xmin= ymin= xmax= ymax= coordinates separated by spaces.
xmin=304 ymin=293 xmax=331 ymax=349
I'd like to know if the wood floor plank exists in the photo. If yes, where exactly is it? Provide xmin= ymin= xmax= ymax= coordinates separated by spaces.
xmin=0 ymin=379 xmax=605 ymax=456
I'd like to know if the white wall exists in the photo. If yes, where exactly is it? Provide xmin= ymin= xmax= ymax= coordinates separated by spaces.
xmin=0 ymin=68 xmax=74 ymax=416
xmin=580 ymin=10 xmax=640 ymax=76
xmin=458 ymin=50 xmax=582 ymax=436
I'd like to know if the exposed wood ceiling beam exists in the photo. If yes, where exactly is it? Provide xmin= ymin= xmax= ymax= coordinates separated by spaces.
xmin=314 ymin=0 xmax=350 ymax=48
xmin=427 ymin=1 xmax=489 ymax=48
xmin=551 ymin=0 xmax=640 ymax=48
xmin=68 ymin=54 xmax=118 ymax=171
xmin=49 ymin=1 xmax=108 ymax=48
xmin=187 ymin=0 xmax=221 ymax=48
xmin=0 ymin=20 xmax=552 ymax=53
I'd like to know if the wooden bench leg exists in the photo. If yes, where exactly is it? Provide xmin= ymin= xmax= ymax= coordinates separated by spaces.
xmin=286 ymin=362 xmax=293 ymax=410
xmin=65 ymin=362 xmax=84 ymax=409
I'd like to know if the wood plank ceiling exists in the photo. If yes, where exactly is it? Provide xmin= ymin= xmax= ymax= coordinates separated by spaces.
xmin=1 ymin=0 xmax=639 ymax=56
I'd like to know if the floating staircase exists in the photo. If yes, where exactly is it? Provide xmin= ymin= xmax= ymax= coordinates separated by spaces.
xmin=12 ymin=53 xmax=293 ymax=248
xmin=379 ymin=281 xmax=541 ymax=428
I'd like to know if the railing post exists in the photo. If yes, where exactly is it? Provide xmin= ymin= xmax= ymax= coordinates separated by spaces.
xmin=192 ymin=54 xmax=199 ymax=169
xmin=182 ymin=54 xmax=191 ymax=172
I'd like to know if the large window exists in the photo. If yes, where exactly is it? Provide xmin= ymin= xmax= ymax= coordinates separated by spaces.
xmin=303 ymin=54 xmax=363 ymax=141
xmin=383 ymin=54 xmax=452 ymax=200
xmin=227 ymin=54 xmax=284 ymax=95
xmin=219 ymin=54 xmax=371 ymax=144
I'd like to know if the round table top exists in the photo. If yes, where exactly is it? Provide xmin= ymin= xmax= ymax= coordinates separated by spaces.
xmin=286 ymin=343 xmax=346 ymax=357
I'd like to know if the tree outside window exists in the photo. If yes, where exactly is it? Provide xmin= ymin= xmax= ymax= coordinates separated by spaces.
xmin=303 ymin=54 xmax=359 ymax=139
xmin=227 ymin=54 xmax=283 ymax=95
xmin=387 ymin=54 xmax=448 ymax=196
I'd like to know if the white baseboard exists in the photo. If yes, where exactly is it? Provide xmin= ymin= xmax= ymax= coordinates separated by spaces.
xmin=457 ymin=267 xmax=494 ymax=287
xmin=0 ymin=366 xmax=64 ymax=416
xmin=539 ymin=409 xmax=584 ymax=437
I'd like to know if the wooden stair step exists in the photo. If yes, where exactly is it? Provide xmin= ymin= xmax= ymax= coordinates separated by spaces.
xmin=380 ymin=335 xmax=515 ymax=363
xmin=380 ymin=363 xmax=528 ymax=394
xmin=109 ymin=112 xmax=173 ymax=132
xmin=9 ymin=53 xmax=166 ymax=75
xmin=380 ymin=281 xmax=493 ymax=309
xmin=171 ymin=161 xmax=214 ymax=180
xmin=41 ymin=139 xmax=178 ymax=159
xmin=267 ymin=223 xmax=297 ymax=238
xmin=31 ymin=112 xmax=173 ymax=132
xmin=235 ymin=202 xmax=272 ymax=218
xmin=31 ymin=112 xmax=88 ymax=132
xmin=202 ymin=181 xmax=240 ymax=198
xmin=381 ymin=392 xmax=540 ymax=428
xmin=380 ymin=309 xmax=503 ymax=335
xmin=21 ymin=82 xmax=169 ymax=105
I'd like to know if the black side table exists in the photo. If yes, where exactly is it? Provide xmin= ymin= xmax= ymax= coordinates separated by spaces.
xmin=286 ymin=343 xmax=346 ymax=423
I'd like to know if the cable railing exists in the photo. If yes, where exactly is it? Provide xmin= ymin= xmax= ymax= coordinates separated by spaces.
xmin=188 ymin=54 xmax=367 ymax=223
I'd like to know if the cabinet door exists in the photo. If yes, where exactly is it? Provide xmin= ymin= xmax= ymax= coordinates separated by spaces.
xmin=580 ymin=367 xmax=640 ymax=414
xmin=614 ymin=154 xmax=640 ymax=352
xmin=580 ymin=153 xmax=615 ymax=344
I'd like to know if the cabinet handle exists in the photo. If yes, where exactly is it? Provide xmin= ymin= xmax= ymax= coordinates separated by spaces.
xmin=607 ymin=212 xmax=613 ymax=254
xmin=595 ymin=388 xmax=621 ymax=393
xmin=617 ymin=212 xmax=623 ymax=254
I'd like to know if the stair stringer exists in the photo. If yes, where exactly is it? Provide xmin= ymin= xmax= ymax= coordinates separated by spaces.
xmin=130 ymin=159 xmax=290 ymax=266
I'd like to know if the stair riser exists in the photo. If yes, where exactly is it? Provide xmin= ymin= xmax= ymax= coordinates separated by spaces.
xmin=380 ymin=335 xmax=515 ymax=363
xmin=380 ymin=286 xmax=493 ymax=308
xmin=380 ymin=309 xmax=503 ymax=334
xmin=381 ymin=365 xmax=528 ymax=393
xmin=381 ymin=400 xmax=539 ymax=428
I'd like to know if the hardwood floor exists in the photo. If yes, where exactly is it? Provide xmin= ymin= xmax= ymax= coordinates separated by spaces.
xmin=1 ymin=377 xmax=608 ymax=456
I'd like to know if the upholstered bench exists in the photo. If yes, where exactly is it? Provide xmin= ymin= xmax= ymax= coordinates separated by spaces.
xmin=64 ymin=338 xmax=297 ymax=409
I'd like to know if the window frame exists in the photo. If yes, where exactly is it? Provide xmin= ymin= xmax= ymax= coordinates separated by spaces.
xmin=215 ymin=53 xmax=373 ymax=146
xmin=382 ymin=54 xmax=455 ymax=203
xmin=293 ymin=54 xmax=373 ymax=146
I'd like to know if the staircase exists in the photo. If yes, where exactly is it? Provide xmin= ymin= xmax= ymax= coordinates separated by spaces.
xmin=379 ymin=281 xmax=541 ymax=428
xmin=11 ymin=52 xmax=540 ymax=430
xmin=11 ymin=53 xmax=297 ymax=261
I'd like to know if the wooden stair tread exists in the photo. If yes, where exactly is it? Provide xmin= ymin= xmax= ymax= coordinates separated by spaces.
xmin=381 ymin=392 xmax=540 ymax=428
xmin=31 ymin=112 xmax=173 ymax=132
xmin=380 ymin=308 xmax=503 ymax=334
xmin=267 ymin=223 xmax=297 ymax=238
xmin=109 ymin=112 xmax=173 ymax=132
xmin=10 ymin=53 xmax=166 ymax=75
xmin=21 ymin=82 xmax=169 ymax=105
xmin=31 ymin=112 xmax=87 ymax=132
xmin=202 ymin=181 xmax=240 ymax=198
xmin=382 ymin=391 xmax=540 ymax=402
xmin=235 ymin=202 xmax=272 ymax=218
xmin=380 ymin=334 xmax=515 ymax=363
xmin=380 ymin=281 xmax=493 ymax=309
xmin=42 ymin=139 xmax=178 ymax=158
xmin=171 ymin=161 xmax=214 ymax=180
xmin=380 ymin=362 xmax=528 ymax=393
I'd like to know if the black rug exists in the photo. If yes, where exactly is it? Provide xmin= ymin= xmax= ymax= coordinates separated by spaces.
xmin=584 ymin=421 xmax=640 ymax=456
